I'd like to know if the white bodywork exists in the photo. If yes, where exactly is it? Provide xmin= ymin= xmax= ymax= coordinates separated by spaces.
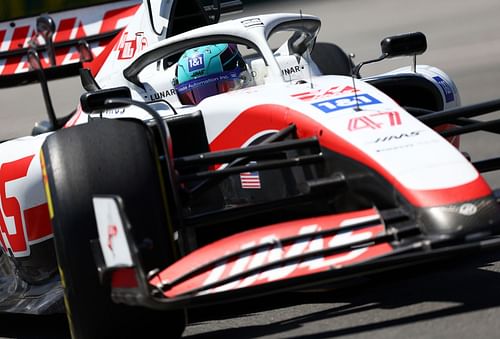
xmin=0 ymin=2 xmax=477 ymax=260
xmin=85 ymin=11 xmax=471 ymax=193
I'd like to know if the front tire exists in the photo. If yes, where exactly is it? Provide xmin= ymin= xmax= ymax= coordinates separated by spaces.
xmin=42 ymin=119 xmax=185 ymax=339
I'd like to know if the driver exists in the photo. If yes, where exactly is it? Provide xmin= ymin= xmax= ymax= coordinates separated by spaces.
xmin=175 ymin=43 xmax=250 ymax=105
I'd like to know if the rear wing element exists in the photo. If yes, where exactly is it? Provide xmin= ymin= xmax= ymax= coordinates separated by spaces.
xmin=0 ymin=0 xmax=141 ymax=87
xmin=0 ymin=0 xmax=243 ymax=88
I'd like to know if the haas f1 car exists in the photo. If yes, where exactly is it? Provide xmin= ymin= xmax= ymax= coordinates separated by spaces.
xmin=0 ymin=0 xmax=500 ymax=338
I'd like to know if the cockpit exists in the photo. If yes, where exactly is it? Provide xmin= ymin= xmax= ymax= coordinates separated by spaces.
xmin=127 ymin=13 xmax=323 ymax=107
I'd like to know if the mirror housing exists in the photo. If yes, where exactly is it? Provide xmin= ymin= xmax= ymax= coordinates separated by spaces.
xmin=352 ymin=31 xmax=428 ymax=78
xmin=381 ymin=32 xmax=427 ymax=58
xmin=80 ymin=87 xmax=132 ymax=113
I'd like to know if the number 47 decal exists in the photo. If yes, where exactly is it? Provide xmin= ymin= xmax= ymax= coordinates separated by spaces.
xmin=348 ymin=111 xmax=402 ymax=131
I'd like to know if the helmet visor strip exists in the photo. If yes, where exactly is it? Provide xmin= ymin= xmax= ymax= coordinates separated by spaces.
xmin=176 ymin=68 xmax=243 ymax=105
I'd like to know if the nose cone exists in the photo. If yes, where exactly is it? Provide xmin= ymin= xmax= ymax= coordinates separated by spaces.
xmin=418 ymin=196 xmax=500 ymax=239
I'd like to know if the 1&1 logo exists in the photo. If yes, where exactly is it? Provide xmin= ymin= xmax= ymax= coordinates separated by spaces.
xmin=188 ymin=54 xmax=205 ymax=72
xmin=433 ymin=76 xmax=455 ymax=103
xmin=313 ymin=94 xmax=381 ymax=113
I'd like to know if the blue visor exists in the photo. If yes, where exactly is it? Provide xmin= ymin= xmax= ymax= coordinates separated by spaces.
xmin=176 ymin=68 xmax=242 ymax=105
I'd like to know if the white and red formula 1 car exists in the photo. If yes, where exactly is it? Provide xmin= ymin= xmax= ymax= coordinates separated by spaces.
xmin=0 ymin=0 xmax=500 ymax=338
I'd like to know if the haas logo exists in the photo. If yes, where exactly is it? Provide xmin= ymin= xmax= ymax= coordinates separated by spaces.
xmin=116 ymin=32 xmax=148 ymax=60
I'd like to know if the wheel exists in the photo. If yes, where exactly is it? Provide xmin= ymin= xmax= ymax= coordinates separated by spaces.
xmin=41 ymin=119 xmax=185 ymax=339
xmin=310 ymin=42 xmax=354 ymax=76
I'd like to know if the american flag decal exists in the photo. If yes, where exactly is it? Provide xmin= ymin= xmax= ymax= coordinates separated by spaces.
xmin=240 ymin=166 xmax=261 ymax=189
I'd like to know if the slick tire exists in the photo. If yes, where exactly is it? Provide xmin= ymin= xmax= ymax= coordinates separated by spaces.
xmin=41 ymin=119 xmax=185 ymax=339
xmin=311 ymin=42 xmax=354 ymax=76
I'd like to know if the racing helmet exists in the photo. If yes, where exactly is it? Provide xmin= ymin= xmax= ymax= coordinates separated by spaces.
xmin=175 ymin=43 xmax=248 ymax=105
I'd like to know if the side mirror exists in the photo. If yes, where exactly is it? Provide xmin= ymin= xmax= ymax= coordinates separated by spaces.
xmin=381 ymin=32 xmax=427 ymax=58
xmin=80 ymin=87 xmax=132 ymax=113
xmin=353 ymin=32 xmax=427 ymax=78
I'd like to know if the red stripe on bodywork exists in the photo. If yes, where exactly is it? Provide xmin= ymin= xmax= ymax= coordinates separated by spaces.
xmin=84 ymin=4 xmax=140 ymax=76
xmin=210 ymin=104 xmax=491 ymax=207
xmin=2 ymin=26 xmax=30 ymax=75
xmin=53 ymin=18 xmax=77 ymax=66
xmin=85 ymin=32 xmax=123 ymax=76
xmin=0 ymin=30 xmax=6 ymax=50
xmin=409 ymin=177 xmax=490 ymax=206
xmin=54 ymin=18 xmax=77 ymax=42
xmin=24 ymin=203 xmax=52 ymax=242
xmin=0 ymin=155 xmax=34 ymax=253
xmin=100 ymin=5 xmax=140 ymax=35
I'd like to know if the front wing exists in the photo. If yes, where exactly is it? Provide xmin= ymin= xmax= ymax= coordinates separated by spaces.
xmin=91 ymin=195 xmax=500 ymax=310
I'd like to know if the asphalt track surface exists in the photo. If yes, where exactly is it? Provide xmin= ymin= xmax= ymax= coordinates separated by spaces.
xmin=1 ymin=0 xmax=500 ymax=338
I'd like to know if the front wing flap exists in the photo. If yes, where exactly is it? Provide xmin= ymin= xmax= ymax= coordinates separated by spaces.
xmin=91 ymin=195 xmax=500 ymax=310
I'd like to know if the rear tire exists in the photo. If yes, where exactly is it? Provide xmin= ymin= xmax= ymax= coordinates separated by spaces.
xmin=311 ymin=42 xmax=353 ymax=76
xmin=42 ymin=119 xmax=185 ymax=339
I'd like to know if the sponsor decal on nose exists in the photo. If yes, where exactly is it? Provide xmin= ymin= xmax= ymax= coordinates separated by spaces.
xmin=313 ymin=94 xmax=381 ymax=113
